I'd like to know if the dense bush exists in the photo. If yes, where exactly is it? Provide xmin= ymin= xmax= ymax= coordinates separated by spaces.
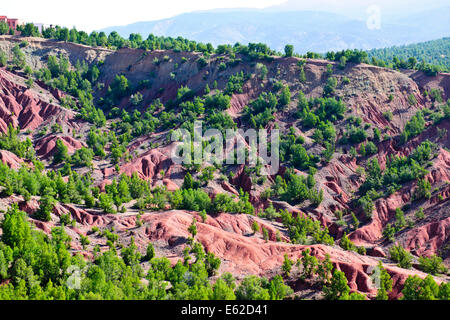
xmin=401 ymin=275 xmax=449 ymax=300
xmin=418 ymin=255 xmax=447 ymax=275
xmin=225 ymin=71 xmax=247 ymax=95
xmin=0 ymin=124 xmax=35 ymax=160
xmin=389 ymin=244 xmax=413 ymax=269
xmin=400 ymin=111 xmax=425 ymax=143
xmin=35 ymin=56 xmax=106 ymax=127
xmin=243 ymin=91 xmax=277 ymax=129
xmin=280 ymin=209 xmax=333 ymax=245
xmin=360 ymin=141 xmax=434 ymax=195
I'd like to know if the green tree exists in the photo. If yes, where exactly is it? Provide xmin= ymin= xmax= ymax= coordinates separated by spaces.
xmin=401 ymin=275 xmax=442 ymax=300
xmin=268 ymin=275 xmax=293 ymax=300
xmin=250 ymin=220 xmax=259 ymax=234
xmin=358 ymin=195 xmax=374 ymax=219
xmin=130 ymin=92 xmax=143 ymax=106
xmin=211 ymin=278 xmax=236 ymax=300
xmin=339 ymin=233 xmax=356 ymax=251
xmin=299 ymin=66 xmax=306 ymax=83
xmin=0 ymin=22 xmax=9 ymax=35
xmin=375 ymin=262 xmax=393 ymax=300
xmin=256 ymin=63 xmax=268 ymax=80
xmin=282 ymin=254 xmax=293 ymax=277
xmin=108 ymin=74 xmax=130 ymax=103
xmin=317 ymin=254 xmax=333 ymax=284
xmin=0 ymin=50 xmax=7 ymax=67
xmin=1 ymin=204 xmax=32 ymax=252
xmin=205 ymin=252 xmax=221 ymax=276
xmin=182 ymin=172 xmax=195 ymax=189
xmin=323 ymin=77 xmax=337 ymax=97
xmin=262 ymin=227 xmax=269 ymax=242
xmin=389 ymin=244 xmax=413 ymax=269
xmin=121 ymin=237 xmax=142 ymax=268
xmin=382 ymin=223 xmax=396 ymax=242
xmin=53 ymin=139 xmax=68 ymax=164
xmin=413 ymin=178 xmax=431 ymax=200
xmin=12 ymin=45 xmax=26 ymax=69
xmin=323 ymin=270 xmax=350 ymax=300
xmin=142 ymin=243 xmax=155 ymax=262
xmin=300 ymin=248 xmax=318 ymax=279
xmin=278 ymin=85 xmax=291 ymax=107
xmin=415 ymin=208 xmax=425 ymax=220
xmin=418 ymin=255 xmax=447 ymax=275
xmin=284 ymin=45 xmax=294 ymax=57
xmin=188 ymin=217 xmax=197 ymax=238
xmin=235 ymin=275 xmax=270 ymax=300
xmin=351 ymin=213 xmax=360 ymax=230
xmin=117 ymin=178 xmax=131 ymax=203
xmin=35 ymin=187 xmax=56 ymax=222
xmin=98 ymin=193 xmax=115 ymax=214
xmin=395 ymin=208 xmax=406 ymax=230
xmin=80 ymin=235 xmax=90 ymax=249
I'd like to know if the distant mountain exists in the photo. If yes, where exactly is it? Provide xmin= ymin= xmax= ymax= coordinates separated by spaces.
xmin=99 ymin=6 xmax=450 ymax=54
xmin=368 ymin=37 xmax=450 ymax=71
xmin=265 ymin=0 xmax=450 ymax=21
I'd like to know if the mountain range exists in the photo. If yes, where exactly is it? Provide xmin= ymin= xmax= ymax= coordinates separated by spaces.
xmin=99 ymin=1 xmax=450 ymax=53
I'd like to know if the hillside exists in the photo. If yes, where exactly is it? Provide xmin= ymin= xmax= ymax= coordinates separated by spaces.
xmin=0 ymin=34 xmax=448 ymax=300
xmin=368 ymin=37 xmax=450 ymax=72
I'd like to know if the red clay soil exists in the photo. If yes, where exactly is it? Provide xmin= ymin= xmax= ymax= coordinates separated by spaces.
xmin=0 ymin=149 xmax=24 ymax=168
xmin=34 ymin=134 xmax=85 ymax=158
xmin=0 ymin=68 xmax=77 ymax=134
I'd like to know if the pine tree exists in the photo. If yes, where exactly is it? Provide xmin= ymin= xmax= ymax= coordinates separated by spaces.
xmin=182 ymin=172 xmax=194 ymax=189
xmin=323 ymin=270 xmax=350 ymax=300
xmin=35 ymin=187 xmax=56 ymax=222
xmin=299 ymin=66 xmax=306 ymax=83
xmin=278 ymin=85 xmax=291 ymax=107
xmin=284 ymin=45 xmax=294 ymax=57
xmin=300 ymin=248 xmax=318 ymax=279
xmin=251 ymin=220 xmax=260 ymax=234
xmin=188 ymin=217 xmax=197 ymax=238
xmin=282 ymin=254 xmax=293 ymax=277
xmin=53 ymin=139 xmax=68 ymax=164
xmin=317 ymin=254 xmax=333 ymax=284
xmin=375 ymin=262 xmax=393 ymax=300
xmin=211 ymin=278 xmax=236 ymax=300
xmin=262 ymin=227 xmax=269 ymax=242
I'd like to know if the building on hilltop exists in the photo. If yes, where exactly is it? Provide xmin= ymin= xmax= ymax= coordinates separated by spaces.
xmin=0 ymin=16 xmax=23 ymax=30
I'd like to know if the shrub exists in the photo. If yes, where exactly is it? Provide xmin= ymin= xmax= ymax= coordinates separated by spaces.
xmin=284 ymin=45 xmax=294 ymax=57
xmin=383 ymin=111 xmax=393 ymax=121
xmin=413 ymin=178 xmax=431 ymax=200
xmin=389 ymin=244 xmax=412 ymax=269
xmin=323 ymin=77 xmax=337 ymax=96
xmin=401 ymin=111 xmax=425 ymax=143
xmin=282 ymin=254 xmax=294 ymax=277
xmin=401 ymin=275 xmax=448 ymax=300
xmin=278 ymin=85 xmax=291 ymax=107
xmin=0 ymin=50 xmax=7 ymax=67
xmin=418 ymin=255 xmax=447 ymax=275
xmin=339 ymin=233 xmax=356 ymax=251
xmin=415 ymin=208 xmax=425 ymax=220
xmin=53 ymin=139 xmax=68 ymax=164
xmin=358 ymin=195 xmax=374 ymax=219
xmin=382 ymin=223 xmax=396 ymax=242
xmin=408 ymin=94 xmax=417 ymax=106
xmin=197 ymin=57 xmax=207 ymax=68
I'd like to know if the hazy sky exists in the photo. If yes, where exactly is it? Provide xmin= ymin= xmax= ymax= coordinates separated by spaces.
xmin=1 ymin=0 xmax=286 ymax=32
